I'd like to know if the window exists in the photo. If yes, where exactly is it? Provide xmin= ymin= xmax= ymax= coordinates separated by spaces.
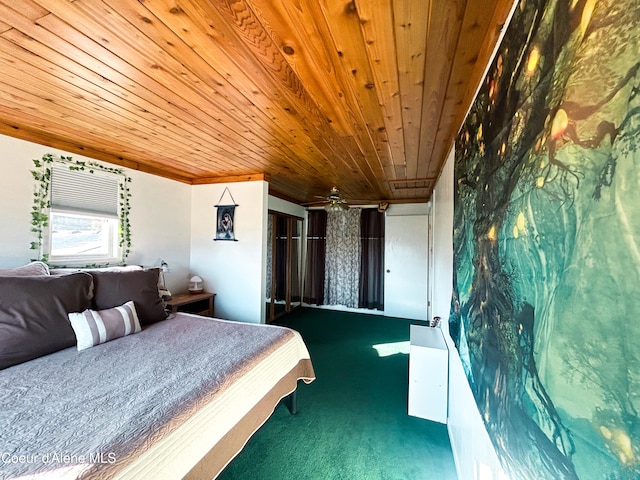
xmin=49 ymin=212 xmax=119 ymax=259
xmin=31 ymin=154 xmax=132 ymax=266
xmin=48 ymin=163 xmax=121 ymax=264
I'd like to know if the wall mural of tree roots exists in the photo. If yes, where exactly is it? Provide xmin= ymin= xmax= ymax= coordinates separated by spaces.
xmin=452 ymin=0 xmax=640 ymax=478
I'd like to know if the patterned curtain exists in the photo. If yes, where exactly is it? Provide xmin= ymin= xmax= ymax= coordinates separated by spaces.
xmin=324 ymin=208 xmax=361 ymax=307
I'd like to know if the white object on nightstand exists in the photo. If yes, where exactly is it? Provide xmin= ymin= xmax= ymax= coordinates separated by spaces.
xmin=408 ymin=324 xmax=449 ymax=423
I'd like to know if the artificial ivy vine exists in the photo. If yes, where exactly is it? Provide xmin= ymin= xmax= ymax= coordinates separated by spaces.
xmin=30 ymin=153 xmax=132 ymax=266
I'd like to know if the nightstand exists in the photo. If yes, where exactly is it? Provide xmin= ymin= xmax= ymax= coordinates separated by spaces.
xmin=165 ymin=292 xmax=215 ymax=317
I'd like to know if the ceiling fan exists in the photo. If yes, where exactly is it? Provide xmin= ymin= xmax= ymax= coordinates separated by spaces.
xmin=304 ymin=186 xmax=350 ymax=211
xmin=304 ymin=186 xmax=389 ymax=213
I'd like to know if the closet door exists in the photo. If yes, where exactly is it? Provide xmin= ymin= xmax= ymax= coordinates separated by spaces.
xmin=266 ymin=212 xmax=303 ymax=323
xmin=289 ymin=218 xmax=302 ymax=310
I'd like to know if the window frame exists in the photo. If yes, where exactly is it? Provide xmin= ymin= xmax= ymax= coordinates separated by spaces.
xmin=46 ymin=210 xmax=121 ymax=266
xmin=30 ymin=154 xmax=132 ymax=267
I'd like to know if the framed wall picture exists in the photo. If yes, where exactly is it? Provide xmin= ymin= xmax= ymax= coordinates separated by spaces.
xmin=216 ymin=205 xmax=235 ymax=240
xmin=214 ymin=187 xmax=239 ymax=242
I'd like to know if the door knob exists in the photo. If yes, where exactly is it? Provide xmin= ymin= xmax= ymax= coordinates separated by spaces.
xmin=386 ymin=269 xmax=390 ymax=273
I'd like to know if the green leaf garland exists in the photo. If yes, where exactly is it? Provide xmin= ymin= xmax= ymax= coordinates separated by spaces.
xmin=30 ymin=153 xmax=132 ymax=266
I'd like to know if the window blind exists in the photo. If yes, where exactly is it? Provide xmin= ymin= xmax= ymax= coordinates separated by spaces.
xmin=50 ymin=163 xmax=119 ymax=217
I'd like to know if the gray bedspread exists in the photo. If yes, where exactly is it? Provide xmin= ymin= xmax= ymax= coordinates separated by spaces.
xmin=0 ymin=314 xmax=296 ymax=479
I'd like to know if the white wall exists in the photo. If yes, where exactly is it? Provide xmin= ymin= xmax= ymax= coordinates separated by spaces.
xmin=0 ymin=134 xmax=191 ymax=294
xmin=126 ymin=169 xmax=191 ymax=295
xmin=0 ymin=133 xmax=273 ymax=323
xmin=191 ymin=181 xmax=268 ymax=323
xmin=432 ymin=149 xmax=508 ymax=480
xmin=431 ymin=149 xmax=455 ymax=330
xmin=384 ymin=202 xmax=430 ymax=217
xmin=268 ymin=195 xmax=305 ymax=218
xmin=0 ymin=136 xmax=37 ymax=267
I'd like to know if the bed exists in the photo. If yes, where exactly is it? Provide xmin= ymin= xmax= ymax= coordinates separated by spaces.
xmin=0 ymin=264 xmax=315 ymax=480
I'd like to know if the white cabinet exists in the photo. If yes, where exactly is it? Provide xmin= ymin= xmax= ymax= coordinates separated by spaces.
xmin=408 ymin=325 xmax=449 ymax=423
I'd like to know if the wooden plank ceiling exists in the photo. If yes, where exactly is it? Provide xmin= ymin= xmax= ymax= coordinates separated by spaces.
xmin=0 ymin=0 xmax=514 ymax=205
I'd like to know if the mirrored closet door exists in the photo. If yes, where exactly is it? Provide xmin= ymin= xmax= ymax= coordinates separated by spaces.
xmin=266 ymin=212 xmax=303 ymax=323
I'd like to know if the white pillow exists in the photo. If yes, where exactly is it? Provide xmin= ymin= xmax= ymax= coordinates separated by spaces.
xmin=69 ymin=301 xmax=142 ymax=351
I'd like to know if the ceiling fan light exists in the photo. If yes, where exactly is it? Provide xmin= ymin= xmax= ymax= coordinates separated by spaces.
xmin=324 ymin=201 xmax=348 ymax=212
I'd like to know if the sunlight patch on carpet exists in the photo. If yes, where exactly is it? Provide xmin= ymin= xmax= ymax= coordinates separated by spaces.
xmin=372 ymin=340 xmax=410 ymax=357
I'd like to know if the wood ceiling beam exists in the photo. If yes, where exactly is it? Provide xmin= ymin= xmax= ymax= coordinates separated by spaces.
xmin=191 ymin=173 xmax=268 ymax=185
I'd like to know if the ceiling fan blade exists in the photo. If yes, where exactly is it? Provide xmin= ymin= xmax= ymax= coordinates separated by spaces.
xmin=302 ymin=187 xmax=376 ymax=207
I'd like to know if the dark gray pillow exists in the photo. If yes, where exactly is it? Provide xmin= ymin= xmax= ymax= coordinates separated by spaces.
xmin=0 ymin=272 xmax=93 ymax=370
xmin=90 ymin=269 xmax=167 ymax=325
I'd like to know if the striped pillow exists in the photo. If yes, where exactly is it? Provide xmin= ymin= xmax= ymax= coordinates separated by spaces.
xmin=68 ymin=301 xmax=142 ymax=351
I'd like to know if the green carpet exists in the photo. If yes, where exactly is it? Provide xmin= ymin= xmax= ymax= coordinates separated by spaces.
xmin=217 ymin=308 xmax=458 ymax=480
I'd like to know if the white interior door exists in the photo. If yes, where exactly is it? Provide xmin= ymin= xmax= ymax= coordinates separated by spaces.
xmin=384 ymin=213 xmax=429 ymax=320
